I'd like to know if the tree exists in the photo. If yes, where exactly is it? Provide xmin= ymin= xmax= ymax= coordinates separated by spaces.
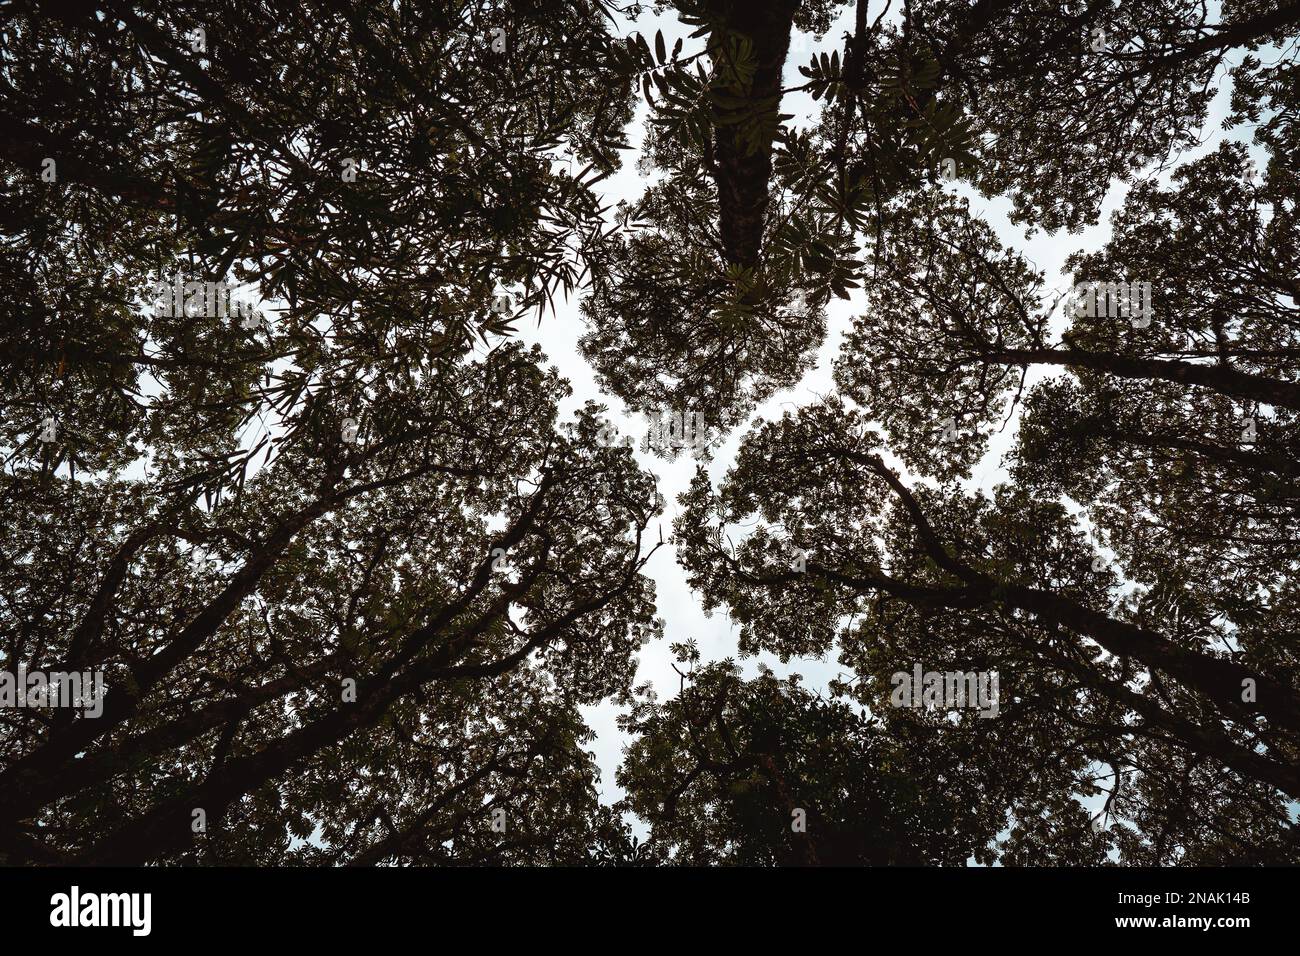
xmin=611 ymin=0 xmax=1300 ymax=864
xmin=667 ymin=128 xmax=1300 ymax=862
xmin=0 ymin=0 xmax=661 ymax=865
xmin=577 ymin=0 xmax=1300 ymax=426
xmin=674 ymin=395 xmax=1299 ymax=861
xmin=618 ymin=652 xmax=1077 ymax=865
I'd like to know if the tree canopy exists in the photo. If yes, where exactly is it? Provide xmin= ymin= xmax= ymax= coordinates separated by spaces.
xmin=3 ymin=0 xmax=1299 ymax=866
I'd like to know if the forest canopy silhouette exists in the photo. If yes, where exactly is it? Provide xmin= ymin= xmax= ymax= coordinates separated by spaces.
xmin=2 ymin=0 xmax=1298 ymax=866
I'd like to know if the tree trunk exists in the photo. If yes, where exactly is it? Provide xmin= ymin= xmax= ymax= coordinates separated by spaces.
xmin=701 ymin=0 xmax=800 ymax=269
